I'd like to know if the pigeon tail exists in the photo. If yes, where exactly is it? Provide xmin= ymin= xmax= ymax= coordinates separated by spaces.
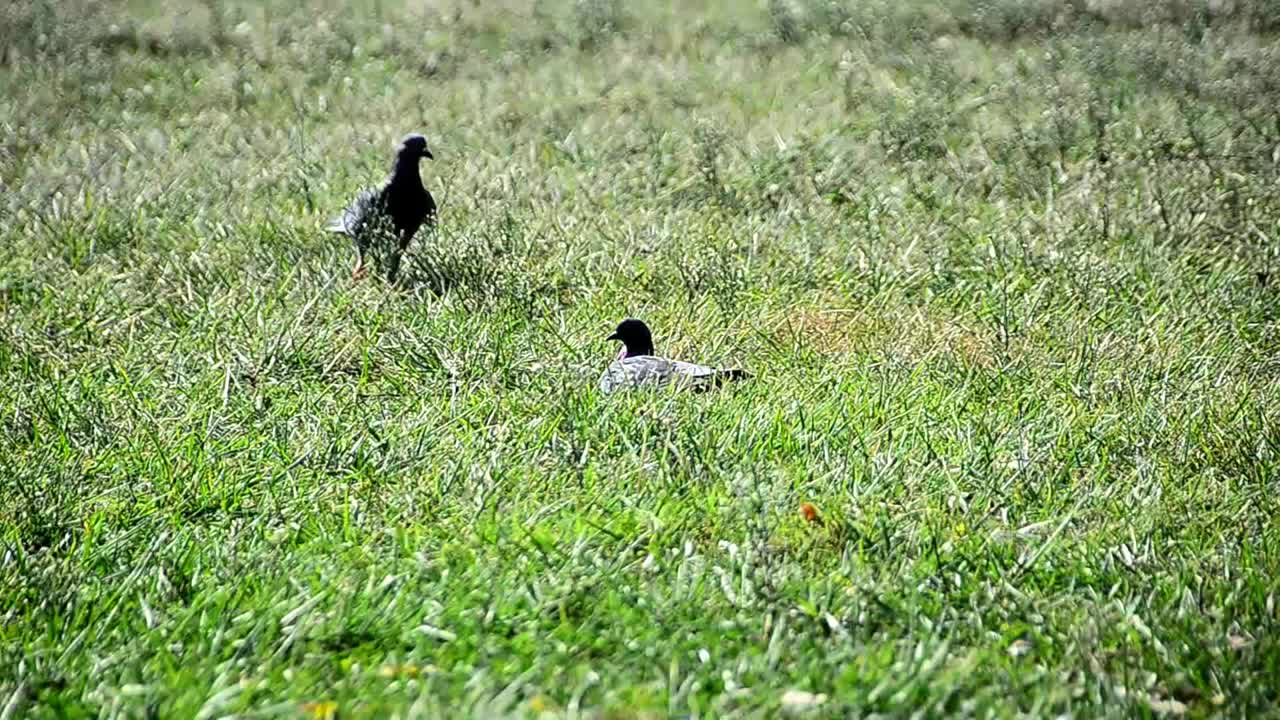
xmin=327 ymin=189 xmax=381 ymax=237
xmin=326 ymin=214 xmax=354 ymax=235
xmin=689 ymin=367 xmax=750 ymax=393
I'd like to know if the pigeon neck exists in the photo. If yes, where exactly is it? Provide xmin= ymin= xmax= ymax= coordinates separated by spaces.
xmin=624 ymin=341 xmax=654 ymax=358
xmin=390 ymin=155 xmax=423 ymax=186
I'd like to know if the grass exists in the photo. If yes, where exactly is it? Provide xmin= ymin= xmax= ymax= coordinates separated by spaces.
xmin=1 ymin=0 xmax=1278 ymax=716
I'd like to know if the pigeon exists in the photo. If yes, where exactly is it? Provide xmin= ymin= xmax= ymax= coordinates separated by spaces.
xmin=327 ymin=133 xmax=437 ymax=281
xmin=599 ymin=318 xmax=749 ymax=394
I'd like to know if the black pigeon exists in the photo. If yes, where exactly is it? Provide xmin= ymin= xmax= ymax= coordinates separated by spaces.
xmin=599 ymin=318 xmax=749 ymax=394
xmin=327 ymin=133 xmax=437 ymax=281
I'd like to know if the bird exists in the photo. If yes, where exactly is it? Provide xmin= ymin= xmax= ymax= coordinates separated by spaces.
xmin=599 ymin=318 xmax=749 ymax=394
xmin=327 ymin=133 xmax=437 ymax=281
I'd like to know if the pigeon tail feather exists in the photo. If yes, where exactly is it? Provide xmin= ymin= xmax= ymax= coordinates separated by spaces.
xmin=327 ymin=188 xmax=385 ymax=238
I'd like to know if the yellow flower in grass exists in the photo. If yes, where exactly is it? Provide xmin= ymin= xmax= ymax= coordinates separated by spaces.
xmin=378 ymin=663 xmax=437 ymax=678
xmin=301 ymin=701 xmax=338 ymax=719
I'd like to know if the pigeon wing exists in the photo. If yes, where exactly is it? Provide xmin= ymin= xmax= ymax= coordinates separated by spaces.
xmin=600 ymin=356 xmax=674 ymax=394
xmin=668 ymin=359 xmax=750 ymax=390
xmin=599 ymin=357 xmax=748 ymax=394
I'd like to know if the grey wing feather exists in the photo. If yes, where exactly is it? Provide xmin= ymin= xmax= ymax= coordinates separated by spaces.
xmin=669 ymin=359 xmax=720 ymax=379
xmin=599 ymin=356 xmax=748 ymax=394
xmin=327 ymin=188 xmax=384 ymax=239
xmin=600 ymin=357 xmax=672 ymax=393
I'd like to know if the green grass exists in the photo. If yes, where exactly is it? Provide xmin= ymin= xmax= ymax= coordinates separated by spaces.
xmin=2 ymin=0 xmax=1279 ymax=717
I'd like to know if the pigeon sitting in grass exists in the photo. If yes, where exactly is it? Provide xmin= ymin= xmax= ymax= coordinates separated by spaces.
xmin=599 ymin=318 xmax=749 ymax=394
xmin=327 ymin=133 xmax=437 ymax=281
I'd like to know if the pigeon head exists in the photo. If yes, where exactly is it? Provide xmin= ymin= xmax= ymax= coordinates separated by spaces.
xmin=398 ymin=133 xmax=434 ymax=160
xmin=607 ymin=318 xmax=654 ymax=358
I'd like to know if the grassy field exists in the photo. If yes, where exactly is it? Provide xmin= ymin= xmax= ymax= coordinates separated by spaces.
xmin=2 ymin=0 xmax=1279 ymax=716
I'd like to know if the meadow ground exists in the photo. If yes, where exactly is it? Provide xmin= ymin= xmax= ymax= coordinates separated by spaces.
xmin=2 ymin=0 xmax=1279 ymax=717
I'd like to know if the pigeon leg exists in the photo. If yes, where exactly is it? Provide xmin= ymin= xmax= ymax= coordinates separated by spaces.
xmin=386 ymin=229 xmax=411 ymax=283
xmin=386 ymin=252 xmax=402 ymax=283
xmin=352 ymin=247 xmax=368 ymax=280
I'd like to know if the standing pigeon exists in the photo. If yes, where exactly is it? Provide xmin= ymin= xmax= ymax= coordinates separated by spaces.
xmin=599 ymin=318 xmax=749 ymax=394
xmin=327 ymin=133 xmax=437 ymax=281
